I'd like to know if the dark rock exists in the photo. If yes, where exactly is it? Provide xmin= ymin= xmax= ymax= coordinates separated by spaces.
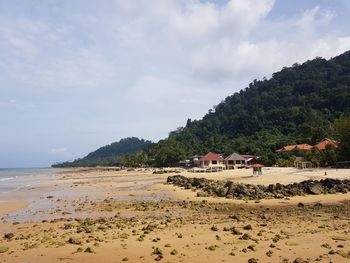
xmin=211 ymin=225 xmax=218 ymax=231
xmin=167 ymin=175 xmax=350 ymax=201
xmin=243 ymin=224 xmax=252 ymax=230
xmin=231 ymin=227 xmax=242 ymax=235
xmin=247 ymin=245 xmax=256 ymax=251
xmin=229 ymin=214 xmax=241 ymax=221
xmin=196 ymin=191 xmax=209 ymax=197
xmin=314 ymin=202 xmax=323 ymax=208
xmin=154 ymin=255 xmax=163 ymax=261
xmin=153 ymin=247 xmax=163 ymax=255
xmin=84 ymin=247 xmax=94 ymax=253
xmin=308 ymin=183 xmax=324 ymax=195
xmin=266 ymin=250 xmax=273 ymax=257
xmin=68 ymin=237 xmax=82 ymax=245
xmin=240 ymin=233 xmax=251 ymax=240
xmin=3 ymin=233 xmax=14 ymax=240
xmin=293 ymin=258 xmax=309 ymax=263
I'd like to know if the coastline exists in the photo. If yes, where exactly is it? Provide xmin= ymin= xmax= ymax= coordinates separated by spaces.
xmin=2 ymin=167 xmax=350 ymax=220
xmin=0 ymin=167 xmax=350 ymax=262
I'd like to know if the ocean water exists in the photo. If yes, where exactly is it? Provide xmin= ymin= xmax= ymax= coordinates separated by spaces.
xmin=0 ymin=168 xmax=58 ymax=194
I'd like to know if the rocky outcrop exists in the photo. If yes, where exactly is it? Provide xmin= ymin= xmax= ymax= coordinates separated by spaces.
xmin=167 ymin=175 xmax=350 ymax=200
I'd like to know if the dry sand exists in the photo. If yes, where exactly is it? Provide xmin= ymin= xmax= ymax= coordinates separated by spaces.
xmin=0 ymin=167 xmax=350 ymax=263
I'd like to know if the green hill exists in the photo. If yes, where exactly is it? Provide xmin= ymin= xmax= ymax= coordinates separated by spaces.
xmin=139 ymin=51 xmax=350 ymax=166
xmin=53 ymin=51 xmax=350 ymax=168
xmin=52 ymin=137 xmax=153 ymax=167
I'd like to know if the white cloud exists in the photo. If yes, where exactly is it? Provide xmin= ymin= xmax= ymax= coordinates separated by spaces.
xmin=0 ymin=15 xmax=120 ymax=92
xmin=1 ymin=1 xmax=350 ymax=166
xmin=192 ymin=39 xmax=274 ymax=80
xmin=220 ymin=0 xmax=275 ymax=32
xmin=165 ymin=0 xmax=275 ymax=45
xmin=126 ymin=75 xmax=224 ymax=107
xmin=187 ymin=3 xmax=349 ymax=81
xmin=297 ymin=6 xmax=336 ymax=31
xmin=169 ymin=2 xmax=220 ymax=38
xmin=192 ymin=36 xmax=350 ymax=82
xmin=1 ymin=1 xmax=346 ymax=91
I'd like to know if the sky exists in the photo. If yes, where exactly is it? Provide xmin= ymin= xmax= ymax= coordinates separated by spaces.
xmin=1 ymin=0 xmax=350 ymax=168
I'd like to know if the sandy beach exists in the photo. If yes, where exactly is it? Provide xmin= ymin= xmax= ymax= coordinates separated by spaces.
xmin=0 ymin=201 xmax=28 ymax=217
xmin=1 ymin=167 xmax=350 ymax=262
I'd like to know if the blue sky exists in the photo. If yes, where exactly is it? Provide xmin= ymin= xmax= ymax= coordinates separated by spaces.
xmin=1 ymin=0 xmax=350 ymax=168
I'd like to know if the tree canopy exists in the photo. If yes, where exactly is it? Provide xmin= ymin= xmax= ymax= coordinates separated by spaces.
xmin=335 ymin=115 xmax=350 ymax=161
xmin=53 ymin=51 xmax=350 ymax=168
xmin=52 ymin=137 xmax=152 ymax=167
xmin=137 ymin=51 xmax=350 ymax=166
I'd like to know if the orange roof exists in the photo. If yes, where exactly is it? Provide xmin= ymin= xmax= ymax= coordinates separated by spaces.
xmin=276 ymin=144 xmax=312 ymax=152
xmin=314 ymin=138 xmax=338 ymax=150
xmin=276 ymin=145 xmax=297 ymax=152
xmin=200 ymin=152 xmax=224 ymax=161
xmin=296 ymin=144 xmax=313 ymax=150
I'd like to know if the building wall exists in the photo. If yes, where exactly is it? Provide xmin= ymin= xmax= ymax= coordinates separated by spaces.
xmin=200 ymin=160 xmax=225 ymax=168
xmin=225 ymin=160 xmax=247 ymax=169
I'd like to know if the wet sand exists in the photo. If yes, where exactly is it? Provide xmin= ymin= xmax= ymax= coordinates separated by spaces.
xmin=0 ymin=201 xmax=28 ymax=216
xmin=0 ymin=167 xmax=350 ymax=262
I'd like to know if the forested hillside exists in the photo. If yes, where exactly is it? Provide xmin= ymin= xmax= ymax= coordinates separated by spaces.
xmin=141 ymin=51 xmax=350 ymax=166
xmin=53 ymin=51 xmax=350 ymax=168
xmin=52 ymin=137 xmax=152 ymax=167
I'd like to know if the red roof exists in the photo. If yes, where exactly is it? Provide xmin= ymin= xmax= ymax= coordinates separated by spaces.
xmin=296 ymin=144 xmax=313 ymax=150
xmin=276 ymin=144 xmax=312 ymax=152
xmin=200 ymin=152 xmax=224 ymax=161
xmin=314 ymin=138 xmax=338 ymax=150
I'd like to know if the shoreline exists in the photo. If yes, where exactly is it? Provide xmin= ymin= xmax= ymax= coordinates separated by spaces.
xmin=1 ymin=167 xmax=350 ymax=262
xmin=1 ymin=167 xmax=350 ymax=221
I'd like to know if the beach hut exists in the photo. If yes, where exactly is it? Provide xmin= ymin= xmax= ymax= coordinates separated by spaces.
xmin=275 ymin=144 xmax=312 ymax=153
xmin=225 ymin=153 xmax=246 ymax=169
xmin=293 ymin=156 xmax=312 ymax=169
xmin=199 ymin=152 xmax=225 ymax=172
xmin=251 ymin=163 xmax=264 ymax=176
xmin=314 ymin=138 xmax=338 ymax=150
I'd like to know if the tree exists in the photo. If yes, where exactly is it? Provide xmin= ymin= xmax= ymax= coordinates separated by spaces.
xmin=53 ymin=51 xmax=350 ymax=168
xmin=335 ymin=116 xmax=350 ymax=161
xmin=322 ymin=145 xmax=338 ymax=166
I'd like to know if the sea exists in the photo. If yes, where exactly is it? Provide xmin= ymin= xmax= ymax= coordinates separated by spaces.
xmin=0 ymin=168 xmax=58 ymax=194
